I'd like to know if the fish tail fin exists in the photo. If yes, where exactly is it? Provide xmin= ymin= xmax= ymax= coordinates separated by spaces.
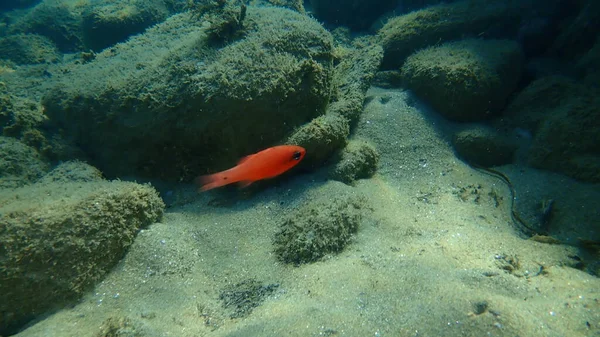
xmin=194 ymin=173 xmax=225 ymax=192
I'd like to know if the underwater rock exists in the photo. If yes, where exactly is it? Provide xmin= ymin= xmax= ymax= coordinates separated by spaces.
xmin=452 ymin=125 xmax=517 ymax=167
xmin=287 ymin=38 xmax=382 ymax=168
xmin=401 ymin=39 xmax=523 ymax=122
xmin=0 ymin=89 xmax=82 ymax=163
xmin=504 ymin=76 xmax=600 ymax=182
xmin=0 ymin=33 xmax=60 ymax=65
xmin=330 ymin=140 xmax=379 ymax=184
xmin=82 ymin=0 xmax=170 ymax=52
xmin=0 ymin=90 xmax=46 ymax=139
xmin=249 ymin=0 xmax=304 ymax=13
xmin=38 ymin=160 xmax=104 ymax=184
xmin=372 ymin=70 xmax=403 ymax=88
xmin=8 ymin=0 xmax=85 ymax=52
xmin=273 ymin=192 xmax=367 ymax=265
xmin=548 ymin=0 xmax=600 ymax=61
xmin=287 ymin=113 xmax=349 ymax=167
xmin=330 ymin=39 xmax=383 ymax=125
xmin=0 ymin=136 xmax=48 ymax=188
xmin=43 ymin=6 xmax=334 ymax=180
xmin=0 ymin=0 xmax=40 ymax=11
xmin=378 ymin=0 xmax=522 ymax=70
xmin=309 ymin=0 xmax=398 ymax=30
xmin=0 ymin=179 xmax=164 ymax=335
xmin=575 ymin=37 xmax=600 ymax=87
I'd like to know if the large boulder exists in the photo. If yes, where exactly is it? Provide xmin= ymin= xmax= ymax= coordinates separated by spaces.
xmin=452 ymin=125 xmax=518 ymax=167
xmin=0 ymin=162 xmax=164 ymax=335
xmin=0 ymin=33 xmax=60 ymax=65
xmin=400 ymin=39 xmax=523 ymax=122
xmin=7 ymin=0 xmax=176 ymax=53
xmin=504 ymin=76 xmax=600 ymax=182
xmin=309 ymin=0 xmax=398 ymax=30
xmin=0 ymin=136 xmax=48 ymax=188
xmin=0 ymin=0 xmax=40 ymax=10
xmin=81 ymin=0 xmax=170 ymax=51
xmin=287 ymin=38 xmax=383 ymax=168
xmin=42 ymin=6 xmax=335 ymax=180
xmin=7 ymin=0 xmax=85 ymax=52
xmin=378 ymin=0 xmax=524 ymax=70
xmin=0 ymin=85 xmax=81 ymax=163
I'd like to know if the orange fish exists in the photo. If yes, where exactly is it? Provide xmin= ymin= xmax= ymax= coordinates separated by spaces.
xmin=195 ymin=145 xmax=306 ymax=192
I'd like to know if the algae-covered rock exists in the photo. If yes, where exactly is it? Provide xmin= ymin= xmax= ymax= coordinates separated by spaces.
xmin=38 ymin=160 xmax=104 ymax=184
xmin=0 ymin=0 xmax=40 ymax=10
xmin=330 ymin=140 xmax=379 ymax=184
xmin=309 ymin=0 xmax=398 ymax=30
xmin=378 ymin=0 xmax=522 ymax=69
xmin=0 ymin=87 xmax=81 ymax=162
xmin=43 ymin=6 xmax=334 ymax=180
xmin=0 ymin=89 xmax=46 ymax=139
xmin=8 ymin=0 xmax=85 ymax=52
xmin=273 ymin=191 xmax=367 ymax=265
xmin=287 ymin=39 xmax=382 ymax=168
xmin=82 ymin=0 xmax=170 ymax=51
xmin=0 ymin=179 xmax=164 ymax=335
xmin=548 ymin=0 xmax=600 ymax=61
xmin=452 ymin=125 xmax=517 ymax=167
xmin=504 ymin=76 xmax=600 ymax=182
xmin=0 ymin=136 xmax=48 ymax=188
xmin=249 ymin=0 xmax=304 ymax=12
xmin=287 ymin=112 xmax=349 ymax=168
xmin=576 ymin=37 xmax=600 ymax=87
xmin=0 ymin=33 xmax=60 ymax=65
xmin=330 ymin=39 xmax=383 ymax=125
xmin=401 ymin=39 xmax=523 ymax=122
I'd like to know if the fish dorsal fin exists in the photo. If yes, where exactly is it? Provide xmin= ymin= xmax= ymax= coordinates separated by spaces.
xmin=237 ymin=154 xmax=255 ymax=165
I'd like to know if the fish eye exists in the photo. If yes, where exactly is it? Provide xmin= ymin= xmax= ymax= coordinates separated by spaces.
xmin=292 ymin=151 xmax=302 ymax=160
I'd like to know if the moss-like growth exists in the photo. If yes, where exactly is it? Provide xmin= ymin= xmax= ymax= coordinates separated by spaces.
xmin=43 ymin=7 xmax=334 ymax=180
xmin=0 ymin=33 xmax=60 ymax=64
xmin=219 ymin=279 xmax=279 ymax=318
xmin=82 ymin=0 xmax=170 ymax=51
xmin=504 ymin=76 xmax=600 ymax=182
xmin=188 ymin=0 xmax=248 ymax=45
xmin=330 ymin=39 xmax=383 ymax=125
xmin=286 ymin=38 xmax=382 ymax=168
xmin=93 ymin=316 xmax=141 ymax=337
xmin=8 ymin=0 xmax=85 ymax=52
xmin=38 ymin=160 xmax=104 ymax=184
xmin=330 ymin=140 xmax=379 ymax=184
xmin=249 ymin=0 xmax=304 ymax=13
xmin=0 ymin=136 xmax=48 ymax=188
xmin=452 ymin=125 xmax=517 ymax=167
xmin=309 ymin=0 xmax=398 ymax=30
xmin=286 ymin=113 xmax=349 ymax=167
xmin=0 ymin=90 xmax=46 ymax=139
xmin=378 ymin=0 xmax=522 ymax=69
xmin=273 ymin=193 xmax=367 ymax=265
xmin=0 ymin=179 xmax=164 ymax=335
xmin=0 ymin=0 xmax=41 ymax=10
xmin=0 ymin=87 xmax=80 ymax=162
xmin=401 ymin=39 xmax=523 ymax=122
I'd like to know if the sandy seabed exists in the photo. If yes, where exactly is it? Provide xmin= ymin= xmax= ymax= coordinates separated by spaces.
xmin=17 ymin=88 xmax=600 ymax=337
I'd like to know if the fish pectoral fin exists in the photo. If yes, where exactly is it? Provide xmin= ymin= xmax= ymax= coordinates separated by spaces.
xmin=238 ymin=180 xmax=254 ymax=188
